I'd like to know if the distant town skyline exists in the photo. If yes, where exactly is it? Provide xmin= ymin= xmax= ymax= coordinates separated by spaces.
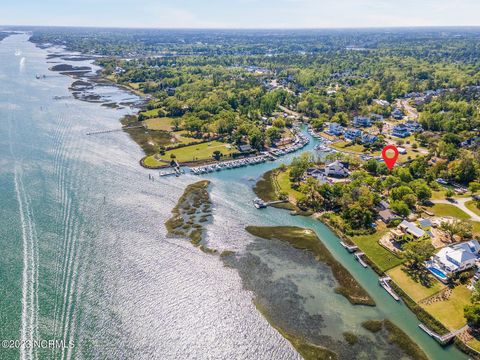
xmin=1 ymin=0 xmax=480 ymax=29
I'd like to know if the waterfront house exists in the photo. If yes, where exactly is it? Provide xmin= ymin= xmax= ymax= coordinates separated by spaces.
xmin=397 ymin=220 xmax=428 ymax=240
xmin=361 ymin=133 xmax=378 ymax=145
xmin=238 ymin=144 xmax=252 ymax=153
xmin=344 ymin=128 xmax=362 ymax=140
xmin=327 ymin=122 xmax=345 ymax=136
xmin=353 ymin=116 xmax=372 ymax=128
xmin=378 ymin=209 xmax=401 ymax=224
xmin=305 ymin=168 xmax=330 ymax=184
xmin=370 ymin=113 xmax=384 ymax=122
xmin=324 ymin=160 xmax=349 ymax=177
xmin=405 ymin=120 xmax=423 ymax=133
xmin=429 ymin=240 xmax=480 ymax=275
xmin=391 ymin=124 xmax=411 ymax=138
xmin=374 ymin=99 xmax=390 ymax=107
xmin=391 ymin=108 xmax=404 ymax=120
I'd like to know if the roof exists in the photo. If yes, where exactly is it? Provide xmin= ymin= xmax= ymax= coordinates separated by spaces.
xmin=379 ymin=200 xmax=390 ymax=209
xmin=399 ymin=220 xmax=426 ymax=238
xmin=379 ymin=209 xmax=399 ymax=222
xmin=447 ymin=249 xmax=477 ymax=264
xmin=238 ymin=144 xmax=252 ymax=152
xmin=419 ymin=218 xmax=432 ymax=228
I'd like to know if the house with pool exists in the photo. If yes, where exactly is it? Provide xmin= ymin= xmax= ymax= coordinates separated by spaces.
xmin=426 ymin=240 xmax=480 ymax=283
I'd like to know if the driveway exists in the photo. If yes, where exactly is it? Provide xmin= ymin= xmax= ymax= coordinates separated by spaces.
xmin=431 ymin=197 xmax=480 ymax=222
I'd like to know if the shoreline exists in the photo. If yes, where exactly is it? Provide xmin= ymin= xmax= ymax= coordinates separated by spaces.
xmin=253 ymin=165 xmax=479 ymax=358
xmin=29 ymin=35 xmax=474 ymax=359
xmin=245 ymin=225 xmax=376 ymax=306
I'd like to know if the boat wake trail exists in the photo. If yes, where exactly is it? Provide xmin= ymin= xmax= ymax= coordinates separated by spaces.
xmin=13 ymin=165 xmax=39 ymax=360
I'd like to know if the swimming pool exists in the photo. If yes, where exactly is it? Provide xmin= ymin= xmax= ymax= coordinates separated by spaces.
xmin=428 ymin=267 xmax=448 ymax=281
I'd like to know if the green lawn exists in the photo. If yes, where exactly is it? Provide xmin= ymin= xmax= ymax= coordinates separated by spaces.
xmin=140 ymin=108 xmax=161 ymax=118
xmin=471 ymin=221 xmax=480 ymax=236
xmin=144 ymin=141 xmax=238 ymax=166
xmin=350 ymin=223 xmax=404 ymax=272
xmin=466 ymin=200 xmax=480 ymax=216
xmin=171 ymin=131 xmax=202 ymax=145
xmin=429 ymin=203 xmax=470 ymax=220
xmin=145 ymin=117 xmax=174 ymax=131
xmin=387 ymin=265 xmax=444 ymax=302
xmin=422 ymin=285 xmax=471 ymax=331
xmin=276 ymin=170 xmax=303 ymax=201
xmin=331 ymin=141 xmax=365 ymax=153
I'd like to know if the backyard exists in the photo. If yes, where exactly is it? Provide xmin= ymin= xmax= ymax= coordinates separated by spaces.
xmin=143 ymin=140 xmax=238 ymax=166
xmin=350 ymin=223 xmax=404 ymax=272
xmin=387 ymin=265 xmax=445 ymax=302
xmin=422 ymin=285 xmax=472 ymax=331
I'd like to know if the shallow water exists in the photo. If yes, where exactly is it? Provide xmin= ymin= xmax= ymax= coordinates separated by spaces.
xmin=0 ymin=33 xmax=467 ymax=359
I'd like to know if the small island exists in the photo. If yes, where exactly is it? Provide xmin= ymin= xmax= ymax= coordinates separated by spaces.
xmin=165 ymin=180 xmax=212 ymax=249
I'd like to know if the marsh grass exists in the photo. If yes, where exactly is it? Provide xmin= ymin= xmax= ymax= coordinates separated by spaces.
xmin=245 ymin=226 xmax=375 ymax=306
xmin=165 ymin=180 xmax=212 ymax=248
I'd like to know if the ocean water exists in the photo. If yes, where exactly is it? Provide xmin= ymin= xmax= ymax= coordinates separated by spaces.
xmin=0 ymin=33 xmax=467 ymax=360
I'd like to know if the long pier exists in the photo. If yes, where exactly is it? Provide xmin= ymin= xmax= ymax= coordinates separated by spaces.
xmin=418 ymin=324 xmax=468 ymax=345
xmin=86 ymin=125 xmax=143 ymax=135
xmin=379 ymin=276 xmax=400 ymax=301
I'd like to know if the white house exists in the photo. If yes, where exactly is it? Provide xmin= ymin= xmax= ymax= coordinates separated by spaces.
xmin=430 ymin=240 xmax=480 ymax=275
xmin=324 ymin=161 xmax=349 ymax=177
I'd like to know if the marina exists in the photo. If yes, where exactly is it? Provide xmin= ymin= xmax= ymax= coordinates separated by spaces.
xmin=190 ymin=131 xmax=309 ymax=175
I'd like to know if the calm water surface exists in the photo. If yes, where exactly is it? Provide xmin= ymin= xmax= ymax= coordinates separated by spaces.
xmin=0 ymin=33 xmax=467 ymax=359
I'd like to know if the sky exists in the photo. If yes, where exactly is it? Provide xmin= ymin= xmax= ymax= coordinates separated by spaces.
xmin=1 ymin=0 xmax=480 ymax=29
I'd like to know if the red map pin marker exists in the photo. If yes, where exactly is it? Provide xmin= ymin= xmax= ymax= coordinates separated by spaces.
xmin=382 ymin=145 xmax=399 ymax=170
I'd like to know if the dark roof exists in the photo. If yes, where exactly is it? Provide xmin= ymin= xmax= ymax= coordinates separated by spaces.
xmin=238 ymin=144 xmax=252 ymax=152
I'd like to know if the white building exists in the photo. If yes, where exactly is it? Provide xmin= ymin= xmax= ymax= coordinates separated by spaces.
xmin=431 ymin=240 xmax=480 ymax=275
xmin=324 ymin=161 xmax=349 ymax=177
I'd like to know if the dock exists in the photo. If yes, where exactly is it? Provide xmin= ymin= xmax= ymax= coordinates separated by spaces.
xmin=354 ymin=252 xmax=368 ymax=268
xmin=418 ymin=324 xmax=468 ymax=345
xmin=159 ymin=167 xmax=183 ymax=177
xmin=86 ymin=125 xmax=143 ymax=135
xmin=378 ymin=276 xmax=400 ymax=301
xmin=340 ymin=241 xmax=358 ymax=253
xmin=253 ymin=199 xmax=288 ymax=209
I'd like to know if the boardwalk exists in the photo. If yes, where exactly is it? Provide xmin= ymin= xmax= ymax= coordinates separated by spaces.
xmin=86 ymin=125 xmax=143 ymax=136
xmin=418 ymin=324 xmax=469 ymax=345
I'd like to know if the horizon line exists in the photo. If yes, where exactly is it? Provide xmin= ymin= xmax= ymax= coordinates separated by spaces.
xmin=2 ymin=24 xmax=480 ymax=31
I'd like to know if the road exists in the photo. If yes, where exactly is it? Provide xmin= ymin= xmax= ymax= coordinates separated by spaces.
xmin=397 ymin=99 xmax=419 ymax=120
xmin=431 ymin=197 xmax=480 ymax=222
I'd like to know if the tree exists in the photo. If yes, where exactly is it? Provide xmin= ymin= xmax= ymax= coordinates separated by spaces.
xmin=440 ymin=220 xmax=473 ymax=241
xmin=391 ymin=186 xmax=414 ymax=202
xmin=289 ymin=153 xmax=314 ymax=183
xmin=266 ymin=126 xmax=281 ymax=143
xmin=403 ymin=240 xmax=435 ymax=270
xmin=171 ymin=118 xmax=181 ymax=131
xmin=272 ymin=118 xmax=286 ymax=128
xmin=469 ymin=182 xmax=480 ymax=195
xmin=464 ymin=304 xmax=480 ymax=328
xmin=212 ymin=150 xmax=222 ymax=161
xmin=364 ymin=159 xmax=379 ymax=175
xmin=391 ymin=200 xmax=410 ymax=217
xmin=413 ymin=183 xmax=432 ymax=203
xmin=299 ymin=177 xmax=324 ymax=211
xmin=445 ymin=188 xmax=455 ymax=199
